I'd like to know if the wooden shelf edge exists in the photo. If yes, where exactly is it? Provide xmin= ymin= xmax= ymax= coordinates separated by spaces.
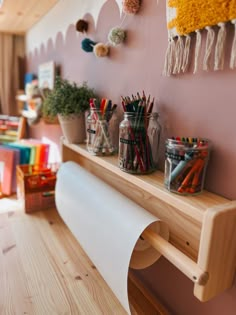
xmin=62 ymin=141 xmax=232 ymax=223
xmin=194 ymin=201 xmax=236 ymax=301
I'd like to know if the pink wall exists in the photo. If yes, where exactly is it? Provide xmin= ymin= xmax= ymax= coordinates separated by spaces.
xmin=27 ymin=0 xmax=236 ymax=313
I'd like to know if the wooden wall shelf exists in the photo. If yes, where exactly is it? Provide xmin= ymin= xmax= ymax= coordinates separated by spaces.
xmin=62 ymin=140 xmax=236 ymax=303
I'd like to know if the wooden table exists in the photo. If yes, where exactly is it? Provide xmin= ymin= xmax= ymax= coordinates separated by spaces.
xmin=0 ymin=208 xmax=169 ymax=315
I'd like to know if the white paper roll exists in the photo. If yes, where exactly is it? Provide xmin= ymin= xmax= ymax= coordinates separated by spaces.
xmin=55 ymin=161 xmax=169 ymax=314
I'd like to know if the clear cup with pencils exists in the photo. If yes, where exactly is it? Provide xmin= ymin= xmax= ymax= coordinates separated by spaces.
xmin=86 ymin=98 xmax=116 ymax=155
xmin=118 ymin=92 xmax=161 ymax=174
xmin=164 ymin=137 xmax=211 ymax=195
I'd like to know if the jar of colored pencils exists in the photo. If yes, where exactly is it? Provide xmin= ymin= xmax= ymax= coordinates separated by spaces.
xmin=164 ymin=138 xmax=211 ymax=195
xmin=86 ymin=108 xmax=115 ymax=155
xmin=118 ymin=112 xmax=161 ymax=174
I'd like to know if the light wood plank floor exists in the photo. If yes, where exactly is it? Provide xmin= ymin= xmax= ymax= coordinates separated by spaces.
xmin=0 ymin=208 xmax=169 ymax=315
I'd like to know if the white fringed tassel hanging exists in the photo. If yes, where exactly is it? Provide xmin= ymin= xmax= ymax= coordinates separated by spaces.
xmin=230 ymin=19 xmax=236 ymax=69
xmin=214 ymin=23 xmax=226 ymax=70
xmin=203 ymin=26 xmax=215 ymax=71
xmin=173 ymin=36 xmax=184 ymax=74
xmin=163 ymin=38 xmax=176 ymax=76
xmin=193 ymin=30 xmax=202 ymax=74
xmin=181 ymin=35 xmax=191 ymax=72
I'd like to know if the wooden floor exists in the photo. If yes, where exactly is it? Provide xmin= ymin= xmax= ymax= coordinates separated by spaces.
xmin=0 ymin=207 xmax=169 ymax=315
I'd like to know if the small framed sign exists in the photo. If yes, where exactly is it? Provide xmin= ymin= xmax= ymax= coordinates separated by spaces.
xmin=38 ymin=61 xmax=55 ymax=90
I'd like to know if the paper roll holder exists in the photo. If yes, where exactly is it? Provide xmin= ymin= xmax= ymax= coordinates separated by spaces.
xmin=61 ymin=140 xmax=236 ymax=303
xmin=141 ymin=229 xmax=209 ymax=285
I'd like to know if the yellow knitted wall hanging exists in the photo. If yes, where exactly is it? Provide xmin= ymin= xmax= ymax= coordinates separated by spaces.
xmin=163 ymin=0 xmax=236 ymax=76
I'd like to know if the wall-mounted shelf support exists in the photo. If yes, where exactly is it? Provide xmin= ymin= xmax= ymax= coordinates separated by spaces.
xmin=142 ymin=229 xmax=209 ymax=285
xmin=61 ymin=140 xmax=236 ymax=302
xmin=194 ymin=201 xmax=236 ymax=301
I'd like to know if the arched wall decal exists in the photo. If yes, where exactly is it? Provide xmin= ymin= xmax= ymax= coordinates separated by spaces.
xmin=26 ymin=0 xmax=123 ymax=54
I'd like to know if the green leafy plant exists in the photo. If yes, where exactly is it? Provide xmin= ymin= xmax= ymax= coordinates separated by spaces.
xmin=43 ymin=76 xmax=96 ymax=118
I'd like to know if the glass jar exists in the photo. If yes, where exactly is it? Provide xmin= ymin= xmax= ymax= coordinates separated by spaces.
xmin=118 ymin=112 xmax=161 ymax=174
xmin=164 ymin=138 xmax=210 ymax=195
xmin=148 ymin=112 xmax=161 ymax=167
xmin=86 ymin=108 xmax=115 ymax=155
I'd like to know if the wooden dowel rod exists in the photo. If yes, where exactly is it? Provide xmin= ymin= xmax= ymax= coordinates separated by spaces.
xmin=142 ymin=229 xmax=208 ymax=285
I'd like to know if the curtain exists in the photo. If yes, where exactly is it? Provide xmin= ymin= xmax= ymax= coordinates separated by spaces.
xmin=0 ymin=33 xmax=25 ymax=115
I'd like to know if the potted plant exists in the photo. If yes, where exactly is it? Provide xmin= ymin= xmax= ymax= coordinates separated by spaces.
xmin=43 ymin=76 xmax=97 ymax=143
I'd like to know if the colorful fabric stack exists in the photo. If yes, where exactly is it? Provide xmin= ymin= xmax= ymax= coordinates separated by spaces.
xmin=163 ymin=0 xmax=236 ymax=75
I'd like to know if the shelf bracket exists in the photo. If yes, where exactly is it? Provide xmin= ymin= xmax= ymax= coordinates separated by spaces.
xmin=194 ymin=201 xmax=236 ymax=301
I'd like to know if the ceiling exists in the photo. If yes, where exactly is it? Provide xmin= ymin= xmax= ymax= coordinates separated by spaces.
xmin=0 ymin=0 xmax=59 ymax=34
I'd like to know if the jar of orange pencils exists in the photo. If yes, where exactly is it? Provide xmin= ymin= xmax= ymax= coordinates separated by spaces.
xmin=164 ymin=137 xmax=211 ymax=195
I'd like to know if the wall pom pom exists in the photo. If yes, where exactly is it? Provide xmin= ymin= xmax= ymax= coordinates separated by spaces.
xmin=94 ymin=43 xmax=109 ymax=57
xmin=108 ymin=27 xmax=126 ymax=46
xmin=122 ymin=0 xmax=141 ymax=15
xmin=81 ymin=38 xmax=97 ymax=52
xmin=76 ymin=19 xmax=88 ymax=33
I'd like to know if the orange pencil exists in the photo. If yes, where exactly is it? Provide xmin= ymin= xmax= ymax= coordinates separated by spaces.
xmin=100 ymin=98 xmax=106 ymax=115
xmin=189 ymin=162 xmax=205 ymax=193
xmin=177 ymin=159 xmax=204 ymax=193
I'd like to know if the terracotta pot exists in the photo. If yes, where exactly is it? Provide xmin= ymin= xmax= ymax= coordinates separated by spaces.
xmin=58 ymin=113 xmax=85 ymax=144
